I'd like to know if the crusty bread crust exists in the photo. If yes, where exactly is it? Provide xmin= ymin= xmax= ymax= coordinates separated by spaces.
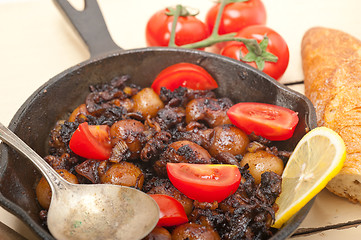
xmin=302 ymin=27 xmax=361 ymax=203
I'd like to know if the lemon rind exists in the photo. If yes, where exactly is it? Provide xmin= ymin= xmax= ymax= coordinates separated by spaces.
xmin=272 ymin=127 xmax=346 ymax=228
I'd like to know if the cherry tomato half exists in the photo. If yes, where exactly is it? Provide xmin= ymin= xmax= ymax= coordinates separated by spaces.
xmin=227 ymin=102 xmax=299 ymax=141
xmin=205 ymin=0 xmax=267 ymax=53
xmin=151 ymin=63 xmax=218 ymax=94
xmin=167 ymin=163 xmax=241 ymax=203
xmin=146 ymin=7 xmax=209 ymax=47
xmin=69 ymin=122 xmax=112 ymax=160
xmin=149 ymin=194 xmax=188 ymax=227
xmin=220 ymin=25 xmax=290 ymax=80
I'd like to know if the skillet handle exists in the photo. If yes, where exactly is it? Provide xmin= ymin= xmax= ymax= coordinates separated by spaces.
xmin=53 ymin=0 xmax=122 ymax=58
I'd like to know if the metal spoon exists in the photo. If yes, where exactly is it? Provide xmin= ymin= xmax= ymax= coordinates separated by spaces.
xmin=0 ymin=122 xmax=159 ymax=240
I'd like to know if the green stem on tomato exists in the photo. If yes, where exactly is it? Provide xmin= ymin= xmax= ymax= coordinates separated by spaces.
xmin=209 ymin=0 xmax=228 ymax=38
xmin=168 ymin=0 xmax=262 ymax=56
xmin=181 ymin=35 xmax=260 ymax=55
xmin=209 ymin=0 xmax=249 ymax=37
xmin=168 ymin=4 xmax=183 ymax=48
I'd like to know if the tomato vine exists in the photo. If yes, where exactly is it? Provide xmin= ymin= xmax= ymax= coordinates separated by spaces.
xmin=167 ymin=0 xmax=264 ymax=56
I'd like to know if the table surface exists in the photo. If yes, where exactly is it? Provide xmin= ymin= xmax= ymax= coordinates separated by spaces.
xmin=1 ymin=0 xmax=361 ymax=239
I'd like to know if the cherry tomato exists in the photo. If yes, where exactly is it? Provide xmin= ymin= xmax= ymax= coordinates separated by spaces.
xmin=227 ymin=102 xmax=299 ymax=141
xmin=69 ymin=122 xmax=111 ymax=160
xmin=167 ymin=163 xmax=241 ymax=203
xmin=151 ymin=62 xmax=218 ymax=94
xmin=205 ymin=0 xmax=267 ymax=53
xmin=149 ymin=194 xmax=188 ymax=227
xmin=146 ymin=7 xmax=209 ymax=47
xmin=220 ymin=25 xmax=290 ymax=80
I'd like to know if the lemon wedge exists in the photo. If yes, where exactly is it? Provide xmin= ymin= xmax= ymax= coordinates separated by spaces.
xmin=272 ymin=127 xmax=346 ymax=228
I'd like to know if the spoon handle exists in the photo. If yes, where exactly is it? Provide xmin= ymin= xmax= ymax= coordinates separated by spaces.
xmin=0 ymin=122 xmax=66 ymax=189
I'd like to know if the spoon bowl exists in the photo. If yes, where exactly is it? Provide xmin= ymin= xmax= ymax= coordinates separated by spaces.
xmin=0 ymin=122 xmax=159 ymax=240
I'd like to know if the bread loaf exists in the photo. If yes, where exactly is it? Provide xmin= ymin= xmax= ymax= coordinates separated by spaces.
xmin=302 ymin=27 xmax=361 ymax=203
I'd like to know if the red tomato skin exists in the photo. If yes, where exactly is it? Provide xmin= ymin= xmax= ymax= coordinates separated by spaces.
xmin=227 ymin=102 xmax=299 ymax=141
xmin=221 ymin=25 xmax=290 ymax=80
xmin=69 ymin=122 xmax=111 ymax=160
xmin=205 ymin=0 xmax=266 ymax=53
xmin=146 ymin=8 xmax=210 ymax=47
xmin=206 ymin=0 xmax=266 ymax=34
xmin=151 ymin=63 xmax=218 ymax=94
xmin=167 ymin=163 xmax=241 ymax=203
xmin=149 ymin=194 xmax=188 ymax=227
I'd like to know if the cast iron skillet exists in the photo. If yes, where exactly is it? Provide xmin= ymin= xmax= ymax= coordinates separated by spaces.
xmin=0 ymin=0 xmax=317 ymax=239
